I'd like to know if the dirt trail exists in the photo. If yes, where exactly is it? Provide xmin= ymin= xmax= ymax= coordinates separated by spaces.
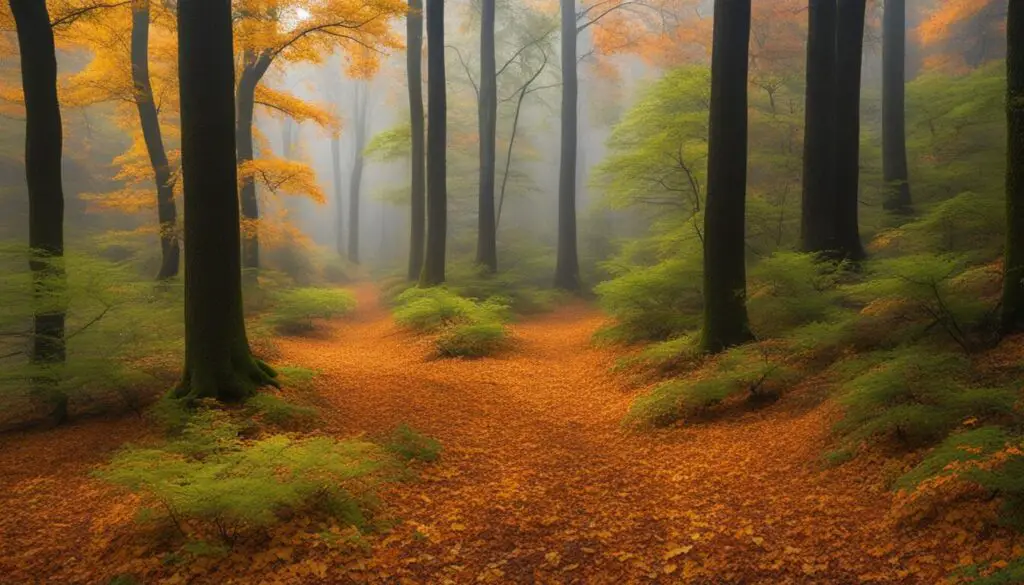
xmin=0 ymin=283 xmax=1018 ymax=584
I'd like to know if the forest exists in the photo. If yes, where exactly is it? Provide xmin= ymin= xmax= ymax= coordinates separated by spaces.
xmin=1 ymin=0 xmax=1023 ymax=583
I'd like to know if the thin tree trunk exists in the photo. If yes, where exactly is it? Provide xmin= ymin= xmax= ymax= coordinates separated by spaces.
xmin=175 ymin=0 xmax=276 ymax=402
xmin=10 ymin=0 xmax=68 ymax=424
xmin=834 ymin=0 xmax=867 ymax=260
xmin=236 ymin=52 xmax=271 ymax=272
xmin=421 ymin=0 xmax=446 ymax=286
xmin=407 ymin=0 xmax=426 ymax=282
xmin=1001 ymin=0 xmax=1024 ymax=332
xmin=800 ymin=0 xmax=837 ymax=254
xmin=476 ymin=0 xmax=498 ymax=272
xmin=882 ymin=0 xmax=912 ymax=213
xmin=348 ymin=83 xmax=368 ymax=265
xmin=700 ymin=0 xmax=753 ymax=354
xmin=332 ymin=132 xmax=344 ymax=257
xmin=131 ymin=0 xmax=179 ymax=279
xmin=554 ymin=0 xmax=580 ymax=291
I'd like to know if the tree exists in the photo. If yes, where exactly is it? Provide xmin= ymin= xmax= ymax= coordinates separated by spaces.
xmin=331 ymin=130 xmax=344 ymax=256
xmin=833 ymin=0 xmax=866 ymax=261
xmin=174 ymin=0 xmax=276 ymax=402
xmin=476 ymin=0 xmax=498 ymax=273
xmin=131 ymin=0 xmax=179 ymax=279
xmin=882 ymin=0 xmax=912 ymax=213
xmin=348 ymin=82 xmax=369 ymax=265
xmin=554 ymin=0 xmax=580 ymax=291
xmin=420 ymin=0 xmax=446 ymax=286
xmin=407 ymin=0 xmax=426 ymax=281
xmin=9 ymin=0 xmax=68 ymax=422
xmin=700 ymin=0 xmax=752 ymax=353
xmin=1002 ymin=0 xmax=1024 ymax=333
xmin=800 ymin=0 xmax=837 ymax=255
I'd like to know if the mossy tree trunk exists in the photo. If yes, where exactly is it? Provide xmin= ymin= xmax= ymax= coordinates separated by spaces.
xmin=476 ymin=0 xmax=498 ymax=273
xmin=407 ymin=0 xmax=426 ymax=282
xmin=421 ymin=0 xmax=447 ymax=286
xmin=175 ymin=0 xmax=276 ymax=403
xmin=700 ymin=0 xmax=753 ymax=354
xmin=800 ymin=0 xmax=837 ymax=254
xmin=882 ymin=0 xmax=912 ymax=213
xmin=554 ymin=0 xmax=580 ymax=292
xmin=1002 ymin=0 xmax=1024 ymax=333
xmin=834 ymin=0 xmax=867 ymax=261
xmin=11 ymin=0 xmax=68 ymax=424
xmin=131 ymin=0 xmax=180 ymax=280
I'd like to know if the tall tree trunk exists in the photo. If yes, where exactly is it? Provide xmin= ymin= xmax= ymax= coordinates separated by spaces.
xmin=882 ymin=0 xmax=912 ymax=213
xmin=834 ymin=0 xmax=866 ymax=260
xmin=1002 ymin=0 xmax=1024 ymax=333
xmin=554 ymin=0 xmax=580 ymax=291
xmin=236 ymin=52 xmax=271 ymax=272
xmin=800 ymin=0 xmax=837 ymax=254
xmin=476 ymin=0 xmax=498 ymax=273
xmin=700 ymin=0 xmax=753 ymax=354
xmin=407 ymin=0 xmax=426 ymax=281
xmin=175 ymin=0 xmax=276 ymax=402
xmin=420 ymin=0 xmax=446 ymax=286
xmin=10 ymin=0 xmax=68 ymax=424
xmin=131 ymin=0 xmax=179 ymax=279
xmin=332 ymin=132 xmax=344 ymax=257
xmin=348 ymin=83 xmax=368 ymax=265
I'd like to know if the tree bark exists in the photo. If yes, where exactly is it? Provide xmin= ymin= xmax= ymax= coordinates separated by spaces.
xmin=476 ymin=0 xmax=498 ymax=273
xmin=332 ymin=132 xmax=344 ymax=257
xmin=554 ymin=0 xmax=580 ymax=291
xmin=800 ymin=0 xmax=837 ymax=254
xmin=131 ymin=0 xmax=180 ymax=279
xmin=236 ymin=52 xmax=271 ymax=272
xmin=175 ymin=0 xmax=276 ymax=402
xmin=421 ymin=0 xmax=446 ymax=286
xmin=881 ymin=0 xmax=912 ymax=213
xmin=1002 ymin=0 xmax=1024 ymax=332
xmin=700 ymin=0 xmax=753 ymax=354
xmin=407 ymin=0 xmax=426 ymax=281
xmin=834 ymin=0 xmax=866 ymax=261
xmin=348 ymin=83 xmax=368 ymax=265
xmin=11 ymin=0 xmax=68 ymax=423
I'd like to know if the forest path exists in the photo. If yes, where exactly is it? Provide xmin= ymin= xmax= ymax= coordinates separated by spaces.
xmin=272 ymin=283 xmax=993 ymax=585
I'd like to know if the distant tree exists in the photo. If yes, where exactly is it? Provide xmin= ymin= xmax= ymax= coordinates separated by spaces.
xmin=1002 ymin=0 xmax=1024 ymax=333
xmin=554 ymin=0 xmax=580 ymax=291
xmin=476 ymin=0 xmax=498 ymax=273
xmin=420 ymin=0 xmax=446 ymax=286
xmin=800 ymin=0 xmax=837 ymax=254
xmin=9 ymin=0 xmax=68 ymax=422
xmin=348 ymin=82 xmax=369 ymax=265
xmin=174 ymin=0 xmax=276 ymax=402
xmin=700 ymin=0 xmax=753 ymax=353
xmin=131 ymin=0 xmax=179 ymax=279
xmin=882 ymin=0 xmax=912 ymax=213
xmin=407 ymin=0 xmax=426 ymax=281
xmin=833 ymin=0 xmax=866 ymax=261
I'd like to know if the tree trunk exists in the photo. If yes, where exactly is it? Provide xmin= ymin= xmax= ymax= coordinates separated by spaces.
xmin=175 ymin=0 xmax=276 ymax=402
xmin=476 ymin=0 xmax=498 ymax=273
xmin=420 ymin=0 xmax=446 ymax=286
xmin=554 ymin=0 xmax=580 ymax=291
xmin=131 ymin=0 xmax=180 ymax=279
xmin=11 ymin=0 xmax=68 ymax=424
xmin=1002 ymin=0 xmax=1024 ymax=332
xmin=236 ymin=52 xmax=270 ymax=272
xmin=348 ymin=83 xmax=368 ymax=265
xmin=332 ymin=132 xmax=344 ymax=257
xmin=407 ymin=0 xmax=426 ymax=281
xmin=700 ymin=0 xmax=753 ymax=354
xmin=834 ymin=0 xmax=866 ymax=261
xmin=800 ymin=0 xmax=837 ymax=254
xmin=882 ymin=0 xmax=912 ymax=213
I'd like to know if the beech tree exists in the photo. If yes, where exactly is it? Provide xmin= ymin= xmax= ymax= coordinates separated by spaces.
xmin=420 ymin=0 xmax=446 ymax=286
xmin=800 ymin=0 xmax=836 ymax=255
xmin=348 ymin=82 xmax=370 ymax=265
xmin=9 ymin=0 xmax=68 ymax=422
xmin=174 ymin=0 xmax=276 ymax=402
xmin=1002 ymin=0 xmax=1024 ymax=333
xmin=700 ymin=0 xmax=752 ymax=353
xmin=406 ymin=0 xmax=426 ymax=281
xmin=476 ymin=0 xmax=498 ymax=273
xmin=833 ymin=0 xmax=866 ymax=261
xmin=555 ymin=0 xmax=580 ymax=291
xmin=882 ymin=0 xmax=912 ymax=213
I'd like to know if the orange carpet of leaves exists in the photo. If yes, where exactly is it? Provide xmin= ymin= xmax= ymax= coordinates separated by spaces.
xmin=1 ymin=283 xmax=1021 ymax=584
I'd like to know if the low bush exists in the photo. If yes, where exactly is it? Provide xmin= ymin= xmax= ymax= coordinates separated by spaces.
xmin=445 ymin=262 xmax=561 ymax=315
xmin=393 ymin=287 xmax=511 ymax=358
xmin=436 ymin=321 xmax=509 ymax=358
xmin=614 ymin=335 xmax=703 ymax=377
xmin=245 ymin=393 xmax=318 ymax=430
xmin=594 ymin=255 xmax=703 ymax=343
xmin=896 ymin=426 xmax=1012 ymax=490
xmin=262 ymin=287 xmax=356 ymax=335
xmin=383 ymin=424 xmax=442 ymax=463
xmin=747 ymin=252 xmax=847 ymax=338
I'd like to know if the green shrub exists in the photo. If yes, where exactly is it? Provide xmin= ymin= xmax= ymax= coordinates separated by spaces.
xmin=245 ymin=393 xmax=318 ymax=429
xmin=747 ymin=252 xmax=846 ymax=338
xmin=953 ymin=558 xmax=1024 ymax=585
xmin=614 ymin=335 xmax=703 ymax=376
xmin=896 ymin=426 xmax=1012 ymax=490
xmin=95 ymin=408 xmax=388 ymax=543
xmin=263 ymin=287 xmax=357 ymax=335
xmin=383 ymin=424 xmax=441 ymax=463
xmin=393 ymin=286 xmax=481 ymax=331
xmin=445 ymin=261 xmax=560 ymax=315
xmin=437 ymin=322 xmax=509 ymax=357
xmin=393 ymin=287 xmax=511 ymax=357
xmin=274 ymin=365 xmax=318 ymax=391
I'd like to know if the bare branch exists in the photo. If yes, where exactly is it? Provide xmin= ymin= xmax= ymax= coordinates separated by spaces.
xmin=446 ymin=44 xmax=479 ymax=98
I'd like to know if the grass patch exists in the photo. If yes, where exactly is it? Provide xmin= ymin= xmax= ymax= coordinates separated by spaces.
xmin=382 ymin=424 xmax=441 ymax=463
xmin=263 ymin=287 xmax=356 ymax=335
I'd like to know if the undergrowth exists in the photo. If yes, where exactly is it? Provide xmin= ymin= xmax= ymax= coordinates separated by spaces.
xmin=393 ymin=287 xmax=512 ymax=358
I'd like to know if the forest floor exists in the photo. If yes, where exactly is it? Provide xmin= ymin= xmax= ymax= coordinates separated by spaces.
xmin=1 ymin=283 xmax=1022 ymax=585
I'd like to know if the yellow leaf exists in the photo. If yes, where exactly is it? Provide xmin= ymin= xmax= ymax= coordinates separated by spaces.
xmin=664 ymin=564 xmax=678 ymax=574
xmin=450 ymin=523 xmax=466 ymax=531
xmin=663 ymin=546 xmax=693 ymax=561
